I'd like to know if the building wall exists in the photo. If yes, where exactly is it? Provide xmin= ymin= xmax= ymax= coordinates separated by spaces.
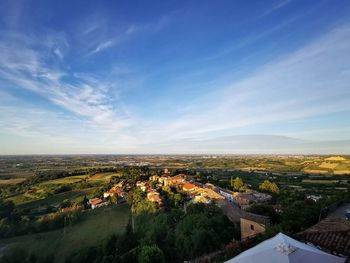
xmin=240 ymin=218 xmax=266 ymax=241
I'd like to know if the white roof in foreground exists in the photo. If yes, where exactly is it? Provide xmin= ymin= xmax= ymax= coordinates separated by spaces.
xmin=225 ymin=233 xmax=346 ymax=263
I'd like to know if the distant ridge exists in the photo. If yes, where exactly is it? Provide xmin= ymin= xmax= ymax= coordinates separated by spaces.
xmin=151 ymin=135 xmax=350 ymax=154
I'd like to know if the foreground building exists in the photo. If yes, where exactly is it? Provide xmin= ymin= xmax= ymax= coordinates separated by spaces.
xmin=225 ymin=233 xmax=346 ymax=263
xmin=240 ymin=212 xmax=270 ymax=241
xmin=89 ymin=198 xmax=108 ymax=209
xmin=296 ymin=217 xmax=350 ymax=257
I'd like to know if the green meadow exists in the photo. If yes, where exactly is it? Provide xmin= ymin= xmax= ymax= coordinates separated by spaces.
xmin=0 ymin=204 xmax=131 ymax=262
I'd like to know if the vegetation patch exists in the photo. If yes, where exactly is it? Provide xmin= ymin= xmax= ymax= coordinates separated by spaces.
xmin=302 ymin=179 xmax=339 ymax=184
xmin=1 ymin=204 xmax=130 ymax=262
xmin=0 ymin=178 xmax=26 ymax=185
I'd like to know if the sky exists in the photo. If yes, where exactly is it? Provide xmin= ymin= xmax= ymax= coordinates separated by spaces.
xmin=0 ymin=0 xmax=350 ymax=154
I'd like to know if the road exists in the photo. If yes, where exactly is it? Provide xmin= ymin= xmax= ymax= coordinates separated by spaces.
xmin=328 ymin=202 xmax=350 ymax=219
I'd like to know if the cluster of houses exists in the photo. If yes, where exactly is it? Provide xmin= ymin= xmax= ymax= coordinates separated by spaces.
xmin=88 ymin=181 xmax=128 ymax=209
xmin=133 ymin=170 xmax=273 ymax=209
xmin=218 ymin=187 xmax=272 ymax=208
xmin=87 ymin=169 xmax=272 ymax=213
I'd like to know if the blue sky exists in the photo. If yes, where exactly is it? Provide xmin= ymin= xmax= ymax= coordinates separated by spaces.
xmin=1 ymin=0 xmax=350 ymax=154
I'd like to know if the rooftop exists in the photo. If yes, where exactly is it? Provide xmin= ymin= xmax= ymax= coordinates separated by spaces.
xmin=297 ymin=218 xmax=350 ymax=256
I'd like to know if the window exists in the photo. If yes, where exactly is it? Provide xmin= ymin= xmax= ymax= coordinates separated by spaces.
xmin=250 ymin=224 xmax=254 ymax=230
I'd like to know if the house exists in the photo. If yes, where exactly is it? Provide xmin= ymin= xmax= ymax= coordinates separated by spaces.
xmin=104 ymin=186 xmax=124 ymax=199
xmin=234 ymin=191 xmax=272 ymax=208
xmin=147 ymin=190 xmax=162 ymax=205
xmin=183 ymin=183 xmax=196 ymax=192
xmin=149 ymin=175 xmax=160 ymax=182
xmin=219 ymin=188 xmax=235 ymax=202
xmin=240 ymin=212 xmax=270 ymax=241
xmin=306 ymin=194 xmax=322 ymax=202
xmin=158 ymin=176 xmax=170 ymax=185
xmin=296 ymin=217 xmax=350 ymax=257
xmin=89 ymin=198 xmax=108 ymax=209
xmin=193 ymin=194 xmax=211 ymax=204
xmin=204 ymin=183 xmax=217 ymax=191
xmin=171 ymin=174 xmax=185 ymax=185
xmin=136 ymin=181 xmax=148 ymax=191
xmin=190 ymin=187 xmax=225 ymax=204
xmin=194 ymin=188 xmax=225 ymax=202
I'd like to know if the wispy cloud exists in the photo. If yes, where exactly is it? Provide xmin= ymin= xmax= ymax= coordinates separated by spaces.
xmin=260 ymin=0 xmax=293 ymax=17
xmin=0 ymin=32 xmax=130 ymax=134
xmin=88 ymin=39 xmax=118 ymax=55
xmin=135 ymin=22 xmax=350 ymax=145
xmin=83 ymin=14 xmax=171 ymax=56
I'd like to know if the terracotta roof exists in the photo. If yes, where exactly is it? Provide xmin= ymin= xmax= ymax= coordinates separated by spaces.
xmin=183 ymin=183 xmax=196 ymax=190
xmin=297 ymin=218 xmax=350 ymax=255
xmin=90 ymin=198 xmax=104 ymax=206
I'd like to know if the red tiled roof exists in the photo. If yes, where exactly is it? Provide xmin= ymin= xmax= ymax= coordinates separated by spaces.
xmin=90 ymin=198 xmax=104 ymax=206
xmin=297 ymin=218 xmax=350 ymax=255
xmin=183 ymin=183 xmax=196 ymax=190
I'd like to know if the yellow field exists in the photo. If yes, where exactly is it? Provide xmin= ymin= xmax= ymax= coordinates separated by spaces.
xmin=325 ymin=156 xmax=347 ymax=161
xmin=319 ymin=162 xmax=338 ymax=169
xmin=334 ymin=170 xmax=350 ymax=175
xmin=0 ymin=178 xmax=26 ymax=185
xmin=303 ymin=169 xmax=329 ymax=174
xmin=241 ymin=167 xmax=267 ymax=171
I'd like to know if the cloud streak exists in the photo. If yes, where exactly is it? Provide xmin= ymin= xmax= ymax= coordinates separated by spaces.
xmin=134 ymin=22 xmax=350 ymax=146
xmin=0 ymin=32 xmax=130 ymax=134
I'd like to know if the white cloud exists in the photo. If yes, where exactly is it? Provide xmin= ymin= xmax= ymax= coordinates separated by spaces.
xmin=133 ymin=22 xmax=350 ymax=146
xmin=89 ymin=39 xmax=117 ymax=55
xmin=0 ymin=32 xmax=130 ymax=135
xmin=260 ymin=0 xmax=293 ymax=17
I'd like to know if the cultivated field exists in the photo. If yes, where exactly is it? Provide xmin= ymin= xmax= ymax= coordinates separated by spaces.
xmin=0 ymin=204 xmax=131 ymax=262
xmin=0 ymin=178 xmax=26 ymax=185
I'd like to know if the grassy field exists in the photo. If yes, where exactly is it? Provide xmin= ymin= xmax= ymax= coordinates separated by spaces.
xmin=302 ymin=179 xmax=339 ymax=184
xmin=40 ymin=175 xmax=87 ymax=185
xmin=8 ymin=188 xmax=96 ymax=209
xmin=0 ymin=178 xmax=26 ymax=185
xmin=0 ymin=204 xmax=131 ymax=262
xmin=40 ymin=173 xmax=121 ymax=187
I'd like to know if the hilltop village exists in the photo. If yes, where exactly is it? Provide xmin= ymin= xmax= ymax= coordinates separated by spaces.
xmin=87 ymin=169 xmax=273 ymax=240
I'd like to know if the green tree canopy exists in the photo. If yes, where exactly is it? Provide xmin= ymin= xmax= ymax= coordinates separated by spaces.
xmin=233 ymin=177 xmax=246 ymax=191
xmin=259 ymin=180 xmax=279 ymax=193
xmin=138 ymin=245 xmax=165 ymax=263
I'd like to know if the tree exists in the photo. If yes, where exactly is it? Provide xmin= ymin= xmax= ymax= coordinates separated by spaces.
xmin=138 ymin=245 xmax=165 ymax=263
xmin=259 ymin=180 xmax=279 ymax=193
xmin=0 ymin=199 xmax=14 ymax=219
xmin=175 ymin=204 xmax=237 ymax=260
xmin=230 ymin=176 xmax=234 ymax=188
xmin=233 ymin=177 xmax=245 ymax=191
